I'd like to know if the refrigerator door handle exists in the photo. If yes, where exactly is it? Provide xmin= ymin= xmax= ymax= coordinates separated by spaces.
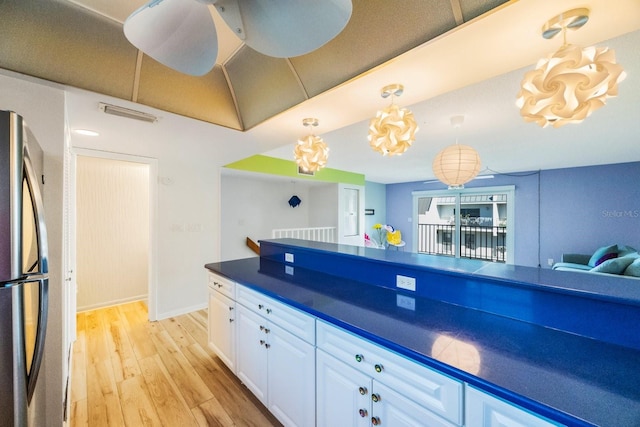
xmin=23 ymin=146 xmax=48 ymax=275
xmin=21 ymin=276 xmax=48 ymax=403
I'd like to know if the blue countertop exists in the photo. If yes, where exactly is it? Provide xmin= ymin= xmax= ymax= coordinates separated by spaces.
xmin=260 ymin=239 xmax=640 ymax=307
xmin=259 ymin=239 xmax=640 ymax=351
xmin=205 ymin=256 xmax=640 ymax=427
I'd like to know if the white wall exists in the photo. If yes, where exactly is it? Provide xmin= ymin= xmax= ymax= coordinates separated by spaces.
xmin=0 ymin=70 xmax=66 ymax=426
xmin=308 ymin=184 xmax=339 ymax=228
xmin=364 ymin=181 xmax=386 ymax=235
xmin=221 ymin=172 xmax=315 ymax=261
xmin=76 ymin=156 xmax=149 ymax=310
xmin=65 ymin=87 xmax=262 ymax=319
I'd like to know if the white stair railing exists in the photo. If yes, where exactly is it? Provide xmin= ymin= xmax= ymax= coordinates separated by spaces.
xmin=271 ymin=227 xmax=337 ymax=243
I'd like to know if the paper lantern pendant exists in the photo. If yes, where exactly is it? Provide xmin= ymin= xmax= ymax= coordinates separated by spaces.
xmin=368 ymin=84 xmax=418 ymax=156
xmin=294 ymin=118 xmax=329 ymax=172
xmin=432 ymin=115 xmax=481 ymax=189
xmin=432 ymin=144 xmax=481 ymax=189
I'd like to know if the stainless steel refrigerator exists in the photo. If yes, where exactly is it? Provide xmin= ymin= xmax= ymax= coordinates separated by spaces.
xmin=0 ymin=110 xmax=49 ymax=427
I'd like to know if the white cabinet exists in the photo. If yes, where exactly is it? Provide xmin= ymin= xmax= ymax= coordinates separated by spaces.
xmin=208 ymin=269 xmax=568 ymax=427
xmin=235 ymin=285 xmax=316 ymax=427
xmin=316 ymin=320 xmax=462 ymax=427
xmin=317 ymin=349 xmax=370 ymax=427
xmin=372 ymin=381 xmax=457 ymax=427
xmin=317 ymin=349 xmax=455 ymax=427
xmin=465 ymin=386 xmax=563 ymax=427
xmin=207 ymin=272 xmax=236 ymax=372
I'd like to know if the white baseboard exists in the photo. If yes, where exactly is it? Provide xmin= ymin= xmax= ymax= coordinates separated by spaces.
xmin=156 ymin=302 xmax=208 ymax=320
xmin=76 ymin=295 xmax=148 ymax=313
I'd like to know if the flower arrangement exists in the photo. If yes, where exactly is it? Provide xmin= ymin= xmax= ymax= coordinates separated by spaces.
xmin=370 ymin=223 xmax=396 ymax=249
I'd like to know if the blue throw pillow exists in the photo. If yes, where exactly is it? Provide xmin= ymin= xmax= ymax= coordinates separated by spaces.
xmin=591 ymin=257 xmax=635 ymax=274
xmin=623 ymin=258 xmax=640 ymax=277
xmin=588 ymin=245 xmax=618 ymax=267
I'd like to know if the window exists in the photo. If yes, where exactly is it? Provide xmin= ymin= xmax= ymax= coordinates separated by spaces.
xmin=412 ymin=186 xmax=514 ymax=264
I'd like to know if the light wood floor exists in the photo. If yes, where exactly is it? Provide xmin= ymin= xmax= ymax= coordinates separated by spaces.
xmin=70 ymin=301 xmax=282 ymax=427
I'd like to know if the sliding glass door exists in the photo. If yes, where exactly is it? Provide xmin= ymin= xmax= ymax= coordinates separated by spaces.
xmin=413 ymin=186 xmax=514 ymax=264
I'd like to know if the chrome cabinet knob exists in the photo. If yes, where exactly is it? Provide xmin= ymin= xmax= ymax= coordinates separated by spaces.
xmin=358 ymin=409 xmax=367 ymax=417
xmin=355 ymin=354 xmax=364 ymax=363
xmin=358 ymin=386 xmax=367 ymax=395
xmin=374 ymin=364 xmax=383 ymax=373
xmin=371 ymin=393 xmax=380 ymax=403
xmin=371 ymin=416 xmax=381 ymax=425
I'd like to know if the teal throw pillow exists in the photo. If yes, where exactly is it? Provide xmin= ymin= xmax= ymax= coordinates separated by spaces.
xmin=623 ymin=258 xmax=640 ymax=277
xmin=618 ymin=245 xmax=638 ymax=257
xmin=588 ymin=244 xmax=618 ymax=267
xmin=590 ymin=257 xmax=635 ymax=274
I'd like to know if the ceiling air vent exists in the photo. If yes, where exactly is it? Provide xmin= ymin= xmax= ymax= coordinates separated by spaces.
xmin=98 ymin=102 xmax=158 ymax=123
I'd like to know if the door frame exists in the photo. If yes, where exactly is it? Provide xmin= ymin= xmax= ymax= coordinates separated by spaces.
xmin=71 ymin=148 xmax=158 ymax=320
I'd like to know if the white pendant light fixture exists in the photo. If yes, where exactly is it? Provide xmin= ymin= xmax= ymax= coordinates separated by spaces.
xmin=368 ymin=84 xmax=418 ymax=156
xmin=294 ymin=118 xmax=329 ymax=173
xmin=516 ymin=8 xmax=626 ymax=128
xmin=432 ymin=116 xmax=481 ymax=189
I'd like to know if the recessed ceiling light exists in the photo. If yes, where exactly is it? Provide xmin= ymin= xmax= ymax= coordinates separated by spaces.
xmin=73 ymin=129 xmax=100 ymax=137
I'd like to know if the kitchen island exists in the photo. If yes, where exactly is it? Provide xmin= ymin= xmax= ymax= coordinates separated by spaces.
xmin=205 ymin=239 xmax=640 ymax=427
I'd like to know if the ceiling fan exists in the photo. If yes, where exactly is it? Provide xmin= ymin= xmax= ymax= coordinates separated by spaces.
xmin=123 ymin=0 xmax=353 ymax=76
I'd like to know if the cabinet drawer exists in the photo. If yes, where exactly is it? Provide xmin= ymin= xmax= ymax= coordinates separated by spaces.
xmin=208 ymin=271 xmax=235 ymax=299
xmin=317 ymin=321 xmax=463 ymax=425
xmin=465 ymin=386 xmax=563 ymax=427
xmin=237 ymin=285 xmax=315 ymax=345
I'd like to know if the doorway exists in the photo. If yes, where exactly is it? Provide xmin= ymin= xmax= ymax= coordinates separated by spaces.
xmin=72 ymin=149 xmax=157 ymax=318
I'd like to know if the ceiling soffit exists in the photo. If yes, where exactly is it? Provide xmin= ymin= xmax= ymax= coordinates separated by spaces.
xmin=0 ymin=0 xmax=138 ymax=100
xmin=289 ymin=0 xmax=460 ymax=98
xmin=137 ymin=63 xmax=241 ymax=130
xmin=225 ymin=47 xmax=307 ymax=130
xmin=0 ymin=0 xmax=508 ymax=131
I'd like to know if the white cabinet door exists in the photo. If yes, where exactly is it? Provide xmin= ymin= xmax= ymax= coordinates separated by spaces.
xmin=373 ymin=382 xmax=456 ymax=427
xmin=317 ymin=349 xmax=371 ymax=427
xmin=208 ymin=289 xmax=236 ymax=372
xmin=235 ymin=304 xmax=269 ymax=404
xmin=317 ymin=320 xmax=463 ymax=425
xmin=268 ymin=323 xmax=316 ymax=427
xmin=236 ymin=291 xmax=316 ymax=427
xmin=465 ymin=386 xmax=562 ymax=427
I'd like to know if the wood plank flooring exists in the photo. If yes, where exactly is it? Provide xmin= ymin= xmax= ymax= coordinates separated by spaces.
xmin=71 ymin=301 xmax=282 ymax=427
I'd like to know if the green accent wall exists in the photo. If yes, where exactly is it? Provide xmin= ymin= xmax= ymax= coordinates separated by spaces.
xmin=225 ymin=155 xmax=365 ymax=185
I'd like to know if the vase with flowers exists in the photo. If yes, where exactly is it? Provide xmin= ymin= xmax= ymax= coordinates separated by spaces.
xmin=369 ymin=223 xmax=395 ymax=249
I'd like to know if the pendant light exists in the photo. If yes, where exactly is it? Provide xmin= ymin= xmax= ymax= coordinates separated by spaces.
xmin=432 ymin=116 xmax=481 ymax=189
xmin=368 ymin=84 xmax=418 ymax=156
xmin=516 ymin=8 xmax=626 ymax=128
xmin=294 ymin=118 xmax=329 ymax=173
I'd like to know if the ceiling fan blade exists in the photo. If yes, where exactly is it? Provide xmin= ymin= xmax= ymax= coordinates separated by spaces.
xmin=124 ymin=0 xmax=218 ymax=76
xmin=217 ymin=0 xmax=352 ymax=58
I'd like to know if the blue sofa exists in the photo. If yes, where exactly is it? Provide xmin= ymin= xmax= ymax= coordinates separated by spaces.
xmin=552 ymin=245 xmax=640 ymax=277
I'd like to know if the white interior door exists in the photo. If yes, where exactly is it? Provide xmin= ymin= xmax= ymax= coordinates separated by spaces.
xmin=338 ymin=184 xmax=365 ymax=246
